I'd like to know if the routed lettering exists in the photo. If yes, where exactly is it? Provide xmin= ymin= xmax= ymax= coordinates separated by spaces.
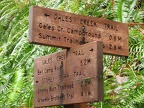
xmin=54 ymin=14 xmax=72 ymax=22
xmin=39 ymin=23 xmax=55 ymax=31
xmin=56 ymin=54 xmax=66 ymax=61
xmin=57 ymin=26 xmax=64 ymax=32
xmin=80 ymin=19 xmax=97 ymax=27
xmin=104 ymin=23 xmax=118 ymax=31
xmin=42 ymin=77 xmax=54 ymax=83
xmin=29 ymin=6 xmax=128 ymax=56
xmin=80 ymin=58 xmax=91 ymax=66
xmin=58 ymin=83 xmax=73 ymax=90
xmin=81 ymin=91 xmax=91 ymax=96
xmin=74 ymin=71 xmax=85 ymax=77
xmin=34 ymin=41 xmax=103 ymax=107
xmin=81 ymin=79 xmax=91 ymax=87
xmin=42 ymin=58 xmax=52 ymax=65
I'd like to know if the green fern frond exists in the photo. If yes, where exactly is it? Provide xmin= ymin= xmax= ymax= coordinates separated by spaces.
xmin=8 ymin=68 xmax=24 ymax=105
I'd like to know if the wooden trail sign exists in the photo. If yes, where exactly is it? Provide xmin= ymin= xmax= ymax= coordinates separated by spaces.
xmin=34 ymin=41 xmax=103 ymax=107
xmin=29 ymin=6 xmax=129 ymax=56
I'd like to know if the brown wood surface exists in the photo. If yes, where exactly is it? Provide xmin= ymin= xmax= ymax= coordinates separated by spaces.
xmin=34 ymin=41 xmax=103 ymax=107
xmin=29 ymin=6 xmax=129 ymax=56
xmin=64 ymin=103 xmax=87 ymax=108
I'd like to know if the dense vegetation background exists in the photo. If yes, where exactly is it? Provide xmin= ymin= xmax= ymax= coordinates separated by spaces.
xmin=0 ymin=0 xmax=144 ymax=108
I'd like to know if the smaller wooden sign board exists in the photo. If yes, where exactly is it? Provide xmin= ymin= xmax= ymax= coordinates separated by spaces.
xmin=34 ymin=41 xmax=103 ymax=107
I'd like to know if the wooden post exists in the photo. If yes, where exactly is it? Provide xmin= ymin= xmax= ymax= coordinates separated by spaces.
xmin=29 ymin=5 xmax=129 ymax=108
xmin=64 ymin=103 xmax=87 ymax=108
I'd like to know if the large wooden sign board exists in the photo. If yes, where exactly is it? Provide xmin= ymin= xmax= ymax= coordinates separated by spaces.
xmin=29 ymin=6 xmax=129 ymax=56
xmin=34 ymin=41 xmax=103 ymax=107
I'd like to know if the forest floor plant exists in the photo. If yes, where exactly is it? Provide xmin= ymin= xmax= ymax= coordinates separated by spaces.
xmin=0 ymin=0 xmax=144 ymax=108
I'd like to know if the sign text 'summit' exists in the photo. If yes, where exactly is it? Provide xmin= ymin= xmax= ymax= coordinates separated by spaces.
xmin=29 ymin=6 xmax=129 ymax=56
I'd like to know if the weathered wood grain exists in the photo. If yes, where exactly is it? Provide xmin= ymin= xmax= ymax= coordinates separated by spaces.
xmin=29 ymin=6 xmax=129 ymax=56
xmin=34 ymin=41 xmax=103 ymax=107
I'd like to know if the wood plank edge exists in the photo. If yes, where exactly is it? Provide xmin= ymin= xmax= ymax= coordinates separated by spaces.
xmin=28 ymin=6 xmax=34 ymax=43
xmin=97 ymin=41 xmax=104 ymax=101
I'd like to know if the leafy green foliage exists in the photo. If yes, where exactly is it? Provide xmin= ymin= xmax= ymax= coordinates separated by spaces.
xmin=0 ymin=0 xmax=144 ymax=108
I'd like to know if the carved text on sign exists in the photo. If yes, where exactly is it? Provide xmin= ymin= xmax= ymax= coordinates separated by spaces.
xmin=29 ymin=6 xmax=129 ymax=56
xmin=34 ymin=41 xmax=103 ymax=107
